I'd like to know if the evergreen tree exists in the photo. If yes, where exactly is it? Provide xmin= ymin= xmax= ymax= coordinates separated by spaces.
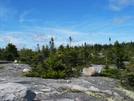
xmin=69 ymin=36 xmax=73 ymax=47
xmin=112 ymin=41 xmax=125 ymax=69
xmin=41 ymin=45 xmax=50 ymax=59
xmin=49 ymin=37 xmax=55 ymax=55
xmin=4 ymin=43 xmax=19 ymax=61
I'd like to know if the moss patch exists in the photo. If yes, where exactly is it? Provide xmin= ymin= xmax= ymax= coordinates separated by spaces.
xmin=59 ymin=87 xmax=126 ymax=101
xmin=84 ymin=91 xmax=125 ymax=101
xmin=114 ymin=86 xmax=134 ymax=100
xmin=0 ymin=66 xmax=4 ymax=69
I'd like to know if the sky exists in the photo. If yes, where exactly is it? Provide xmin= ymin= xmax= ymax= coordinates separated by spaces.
xmin=0 ymin=0 xmax=134 ymax=50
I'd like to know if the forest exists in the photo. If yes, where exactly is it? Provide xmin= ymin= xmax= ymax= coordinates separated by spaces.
xmin=0 ymin=37 xmax=134 ymax=90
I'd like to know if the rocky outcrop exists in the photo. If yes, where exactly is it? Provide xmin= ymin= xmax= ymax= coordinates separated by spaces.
xmin=0 ymin=63 xmax=133 ymax=101
xmin=82 ymin=65 xmax=104 ymax=76
xmin=0 ymin=83 xmax=36 ymax=101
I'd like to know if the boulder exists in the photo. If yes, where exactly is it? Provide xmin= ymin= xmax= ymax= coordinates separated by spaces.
xmin=83 ymin=68 xmax=96 ymax=76
xmin=14 ymin=60 xmax=18 ymax=63
xmin=23 ymin=68 xmax=30 ymax=73
xmin=0 ymin=83 xmax=36 ymax=101
xmin=82 ymin=65 xmax=104 ymax=76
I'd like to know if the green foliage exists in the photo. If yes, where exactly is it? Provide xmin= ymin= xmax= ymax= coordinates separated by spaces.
xmin=112 ymin=41 xmax=126 ymax=69
xmin=131 ymin=64 xmax=134 ymax=67
xmin=41 ymin=68 xmax=66 ymax=79
xmin=0 ymin=66 xmax=4 ymax=69
xmin=2 ymin=38 xmax=134 ymax=84
xmin=42 ymin=45 xmax=50 ymax=59
xmin=120 ymin=73 xmax=134 ymax=90
xmin=18 ymin=48 xmax=35 ymax=64
xmin=47 ymin=55 xmax=64 ymax=71
xmin=92 ymin=57 xmax=106 ymax=65
xmin=4 ymin=43 xmax=19 ymax=61
xmin=25 ymin=71 xmax=40 ymax=77
xmin=130 ymin=58 xmax=134 ymax=67
xmin=103 ymin=64 xmax=109 ymax=69
xmin=100 ymin=68 xmax=121 ymax=79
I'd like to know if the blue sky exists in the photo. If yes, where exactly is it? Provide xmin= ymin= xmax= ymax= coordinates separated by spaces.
xmin=0 ymin=0 xmax=134 ymax=50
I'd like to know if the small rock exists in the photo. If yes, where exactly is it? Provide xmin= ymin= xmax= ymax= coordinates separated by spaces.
xmin=23 ymin=68 xmax=30 ymax=73
xmin=67 ymin=80 xmax=71 ymax=83
xmin=72 ymin=68 xmax=77 ymax=71
xmin=14 ymin=60 xmax=18 ymax=63
xmin=41 ymin=88 xmax=51 ymax=92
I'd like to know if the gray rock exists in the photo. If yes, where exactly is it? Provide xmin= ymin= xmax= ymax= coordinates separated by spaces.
xmin=14 ymin=60 xmax=18 ymax=63
xmin=89 ymin=86 xmax=100 ymax=92
xmin=0 ymin=82 xmax=36 ymax=101
xmin=83 ymin=67 xmax=95 ymax=76
xmin=124 ymin=61 xmax=131 ymax=65
xmin=57 ymin=99 xmax=74 ymax=101
xmin=82 ymin=65 xmax=104 ymax=76
xmin=113 ymin=92 xmax=124 ymax=99
xmin=23 ymin=68 xmax=30 ymax=73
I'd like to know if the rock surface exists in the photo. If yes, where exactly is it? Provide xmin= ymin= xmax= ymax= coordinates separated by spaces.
xmin=0 ymin=82 xmax=35 ymax=101
xmin=0 ymin=63 xmax=134 ymax=101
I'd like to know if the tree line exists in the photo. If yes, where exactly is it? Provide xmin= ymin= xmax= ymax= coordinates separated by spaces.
xmin=0 ymin=37 xmax=134 ymax=90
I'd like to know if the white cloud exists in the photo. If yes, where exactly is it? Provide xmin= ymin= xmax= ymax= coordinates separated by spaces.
xmin=34 ymin=27 xmax=90 ymax=36
xmin=112 ymin=17 xmax=124 ymax=26
xmin=54 ymin=40 xmax=95 ymax=47
xmin=19 ymin=9 xmax=38 ymax=23
xmin=112 ymin=16 xmax=134 ymax=26
xmin=0 ymin=32 xmax=27 ymax=49
xmin=0 ymin=2 xmax=16 ymax=19
xmin=33 ymin=35 xmax=56 ymax=42
xmin=109 ymin=4 xmax=121 ymax=11
xmin=108 ymin=0 xmax=134 ymax=11
xmin=3 ymin=37 xmax=10 ymax=42
xmin=26 ymin=33 xmax=57 ymax=42
xmin=15 ymin=43 xmax=26 ymax=49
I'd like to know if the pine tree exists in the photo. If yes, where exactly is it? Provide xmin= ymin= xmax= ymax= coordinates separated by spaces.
xmin=4 ymin=43 xmax=19 ymax=61
xmin=112 ymin=41 xmax=125 ymax=69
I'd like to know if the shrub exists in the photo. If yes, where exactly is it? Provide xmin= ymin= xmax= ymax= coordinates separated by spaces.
xmin=25 ymin=72 xmax=40 ymax=77
xmin=103 ymin=64 xmax=109 ymax=70
xmin=41 ymin=68 xmax=66 ymax=79
xmin=100 ymin=68 xmax=121 ymax=79
xmin=131 ymin=64 xmax=134 ymax=67
xmin=120 ymin=74 xmax=134 ymax=90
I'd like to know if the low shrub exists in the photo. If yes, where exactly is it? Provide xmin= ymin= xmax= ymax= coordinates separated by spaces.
xmin=103 ymin=64 xmax=109 ymax=70
xmin=25 ymin=72 xmax=40 ymax=77
xmin=120 ymin=73 xmax=134 ymax=90
xmin=41 ymin=68 xmax=66 ymax=79
xmin=100 ymin=68 xmax=121 ymax=79
xmin=91 ymin=57 xmax=106 ymax=65
xmin=131 ymin=64 xmax=134 ymax=67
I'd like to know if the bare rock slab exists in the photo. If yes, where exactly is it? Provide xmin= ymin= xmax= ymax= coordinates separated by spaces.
xmin=0 ymin=82 xmax=36 ymax=101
